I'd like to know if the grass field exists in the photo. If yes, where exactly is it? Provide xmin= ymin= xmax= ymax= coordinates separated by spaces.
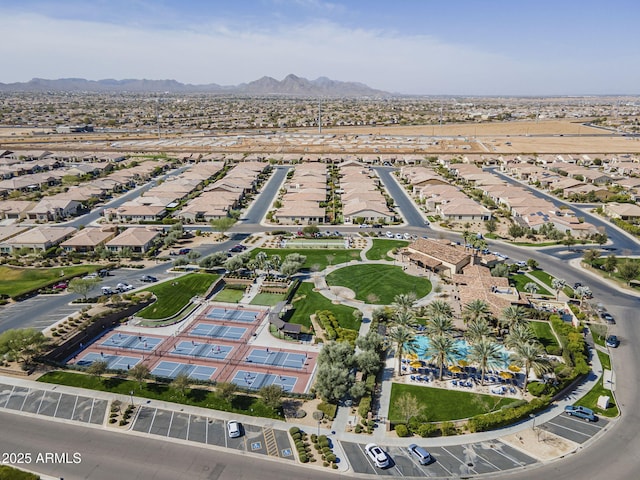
xmin=529 ymin=321 xmax=559 ymax=349
xmin=284 ymin=239 xmax=346 ymax=249
xmin=213 ymin=287 xmax=244 ymax=303
xmin=509 ymin=274 xmax=552 ymax=296
xmin=38 ymin=371 xmax=279 ymax=418
xmin=137 ymin=273 xmax=219 ymax=319
xmin=326 ymin=264 xmax=431 ymax=305
xmin=389 ymin=383 xmax=520 ymax=422
xmin=366 ymin=239 xmax=409 ymax=261
xmin=527 ymin=270 xmax=555 ymax=288
xmin=250 ymin=248 xmax=361 ymax=271
xmin=250 ymin=292 xmax=286 ymax=306
xmin=0 ymin=265 xmax=98 ymax=298
xmin=287 ymin=281 xmax=359 ymax=330
xmin=575 ymin=350 xmax=618 ymax=418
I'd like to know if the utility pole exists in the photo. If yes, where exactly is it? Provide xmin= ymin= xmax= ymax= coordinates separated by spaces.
xmin=318 ymin=99 xmax=322 ymax=134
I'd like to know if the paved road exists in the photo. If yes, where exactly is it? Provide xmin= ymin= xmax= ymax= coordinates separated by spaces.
xmin=0 ymin=410 xmax=329 ymax=480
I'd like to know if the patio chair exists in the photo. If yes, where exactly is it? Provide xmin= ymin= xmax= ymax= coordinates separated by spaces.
xmin=410 ymin=375 xmax=416 ymax=381
xmin=452 ymin=380 xmax=458 ymax=386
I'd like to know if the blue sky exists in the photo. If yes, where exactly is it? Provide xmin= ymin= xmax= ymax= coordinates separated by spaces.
xmin=1 ymin=0 xmax=638 ymax=95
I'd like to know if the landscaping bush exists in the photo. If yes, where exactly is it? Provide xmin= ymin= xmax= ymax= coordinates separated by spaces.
xmin=527 ymin=381 xmax=547 ymax=397
xmin=358 ymin=396 xmax=371 ymax=418
xmin=395 ymin=424 xmax=410 ymax=437
xmin=467 ymin=397 xmax=549 ymax=433
xmin=289 ymin=426 xmax=300 ymax=435
xmin=546 ymin=345 xmax=563 ymax=356
xmin=291 ymin=432 xmax=302 ymax=441
xmin=417 ymin=422 xmax=439 ymax=437
xmin=317 ymin=401 xmax=337 ymax=420
xmin=326 ymin=453 xmax=336 ymax=463
xmin=354 ymin=424 xmax=362 ymax=433
xmin=299 ymin=454 xmax=308 ymax=463
xmin=440 ymin=421 xmax=456 ymax=436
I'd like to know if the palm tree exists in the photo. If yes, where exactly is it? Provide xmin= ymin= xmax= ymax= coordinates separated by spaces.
xmin=511 ymin=341 xmax=551 ymax=391
xmin=424 ymin=299 xmax=453 ymax=319
xmin=388 ymin=325 xmax=418 ymax=376
xmin=499 ymin=305 xmax=528 ymax=332
xmin=551 ymin=278 xmax=566 ymax=300
xmin=392 ymin=310 xmax=415 ymax=327
xmin=468 ymin=337 xmax=505 ymax=386
xmin=574 ymin=286 xmax=592 ymax=306
xmin=424 ymin=313 xmax=454 ymax=337
xmin=269 ymin=254 xmax=282 ymax=273
xmin=465 ymin=317 xmax=493 ymax=344
xmin=392 ymin=292 xmax=417 ymax=315
xmin=425 ymin=334 xmax=459 ymax=380
xmin=462 ymin=299 xmax=491 ymax=326
xmin=523 ymin=282 xmax=539 ymax=297
xmin=504 ymin=323 xmax=535 ymax=349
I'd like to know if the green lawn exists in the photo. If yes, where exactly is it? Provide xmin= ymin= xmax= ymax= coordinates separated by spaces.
xmin=575 ymin=350 xmax=618 ymax=417
xmin=366 ymin=239 xmax=409 ymax=261
xmin=137 ymin=273 xmax=219 ymax=319
xmin=326 ymin=264 xmax=431 ymax=305
xmin=590 ymin=323 xmax=608 ymax=347
xmin=0 ymin=265 xmax=99 ymax=297
xmin=591 ymin=257 xmax=640 ymax=286
xmin=0 ymin=465 xmax=39 ymax=480
xmin=529 ymin=321 xmax=559 ymax=349
xmin=250 ymin=292 xmax=286 ymax=306
xmin=213 ymin=287 xmax=245 ymax=303
xmin=528 ymin=270 xmax=555 ymax=288
xmin=251 ymin=248 xmax=361 ymax=271
xmin=389 ymin=383 xmax=520 ymax=422
xmin=287 ymin=281 xmax=359 ymax=330
xmin=38 ymin=371 xmax=279 ymax=418
xmin=509 ymin=274 xmax=552 ymax=296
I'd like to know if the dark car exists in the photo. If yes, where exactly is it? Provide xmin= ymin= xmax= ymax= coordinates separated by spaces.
xmin=601 ymin=312 xmax=615 ymax=324
xmin=178 ymin=248 xmax=191 ymax=255
xmin=52 ymin=282 xmax=68 ymax=290
xmin=606 ymin=335 xmax=620 ymax=348
xmin=564 ymin=405 xmax=597 ymax=422
xmin=229 ymin=245 xmax=243 ymax=253
xmin=140 ymin=275 xmax=157 ymax=283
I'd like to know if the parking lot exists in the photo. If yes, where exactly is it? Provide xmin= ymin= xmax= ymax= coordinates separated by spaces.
xmin=131 ymin=406 xmax=294 ymax=460
xmin=343 ymin=440 xmax=537 ymax=477
xmin=539 ymin=412 xmax=608 ymax=444
xmin=0 ymin=382 xmax=107 ymax=425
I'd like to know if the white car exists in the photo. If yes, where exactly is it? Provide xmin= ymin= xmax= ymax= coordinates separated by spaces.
xmin=227 ymin=420 xmax=242 ymax=438
xmin=395 ymin=233 xmax=403 ymax=240
xmin=386 ymin=231 xmax=394 ymax=238
xmin=365 ymin=443 xmax=389 ymax=468
xmin=116 ymin=283 xmax=134 ymax=292
xmin=403 ymin=233 xmax=411 ymax=240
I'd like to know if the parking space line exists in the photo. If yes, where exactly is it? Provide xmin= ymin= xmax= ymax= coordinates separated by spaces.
xmin=490 ymin=443 xmax=530 ymax=467
xmin=18 ymin=388 xmax=29 ymax=412
xmin=545 ymin=421 xmax=593 ymax=438
xmin=52 ymin=393 xmax=62 ymax=417
xmin=35 ymin=390 xmax=46 ymax=414
xmin=167 ymin=411 xmax=175 ymax=437
xmin=442 ymin=446 xmax=478 ymax=476
xmin=69 ymin=395 xmax=79 ymax=419
xmin=89 ymin=398 xmax=96 ymax=423
xmin=147 ymin=408 xmax=158 ymax=434
xmin=471 ymin=447 xmax=502 ymax=472
xmin=223 ymin=421 xmax=228 ymax=448
xmin=186 ymin=414 xmax=191 ymax=440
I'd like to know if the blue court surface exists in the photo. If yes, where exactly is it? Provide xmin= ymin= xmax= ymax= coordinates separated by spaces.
xmin=76 ymin=352 xmax=141 ymax=371
xmin=100 ymin=333 xmax=162 ymax=352
xmin=151 ymin=361 xmax=217 ymax=381
xmin=231 ymin=370 xmax=297 ymax=392
xmin=245 ymin=349 xmax=307 ymax=370
xmin=190 ymin=323 xmax=247 ymax=340
xmin=206 ymin=307 xmax=260 ymax=323
xmin=172 ymin=341 xmax=233 ymax=360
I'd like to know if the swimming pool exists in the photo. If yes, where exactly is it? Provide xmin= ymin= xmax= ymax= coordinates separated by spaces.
xmin=413 ymin=336 xmax=512 ymax=369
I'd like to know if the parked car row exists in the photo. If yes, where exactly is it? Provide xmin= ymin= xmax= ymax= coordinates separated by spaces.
xmin=101 ymin=283 xmax=134 ymax=295
xmin=364 ymin=442 xmax=433 ymax=469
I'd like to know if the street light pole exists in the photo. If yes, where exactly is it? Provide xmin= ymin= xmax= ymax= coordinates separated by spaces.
xmin=129 ymin=390 xmax=134 ymax=407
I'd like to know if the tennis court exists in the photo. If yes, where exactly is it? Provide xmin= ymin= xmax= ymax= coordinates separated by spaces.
xmin=151 ymin=361 xmax=217 ymax=381
xmin=231 ymin=370 xmax=298 ymax=392
xmin=172 ymin=341 xmax=233 ymax=360
xmin=76 ymin=352 xmax=141 ymax=371
xmin=206 ymin=307 xmax=260 ymax=323
xmin=245 ymin=348 xmax=307 ymax=370
xmin=100 ymin=333 xmax=162 ymax=352
xmin=190 ymin=323 xmax=247 ymax=341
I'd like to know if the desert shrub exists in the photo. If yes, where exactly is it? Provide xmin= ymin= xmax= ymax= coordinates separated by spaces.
xmin=395 ymin=424 xmax=410 ymax=437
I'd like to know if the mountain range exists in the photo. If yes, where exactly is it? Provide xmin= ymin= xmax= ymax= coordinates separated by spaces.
xmin=0 ymin=74 xmax=390 ymax=96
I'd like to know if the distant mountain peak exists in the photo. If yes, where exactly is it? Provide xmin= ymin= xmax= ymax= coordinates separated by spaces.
xmin=0 ymin=74 xmax=389 ymax=96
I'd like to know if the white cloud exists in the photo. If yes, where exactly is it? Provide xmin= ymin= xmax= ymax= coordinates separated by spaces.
xmin=0 ymin=11 xmax=635 ymax=95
